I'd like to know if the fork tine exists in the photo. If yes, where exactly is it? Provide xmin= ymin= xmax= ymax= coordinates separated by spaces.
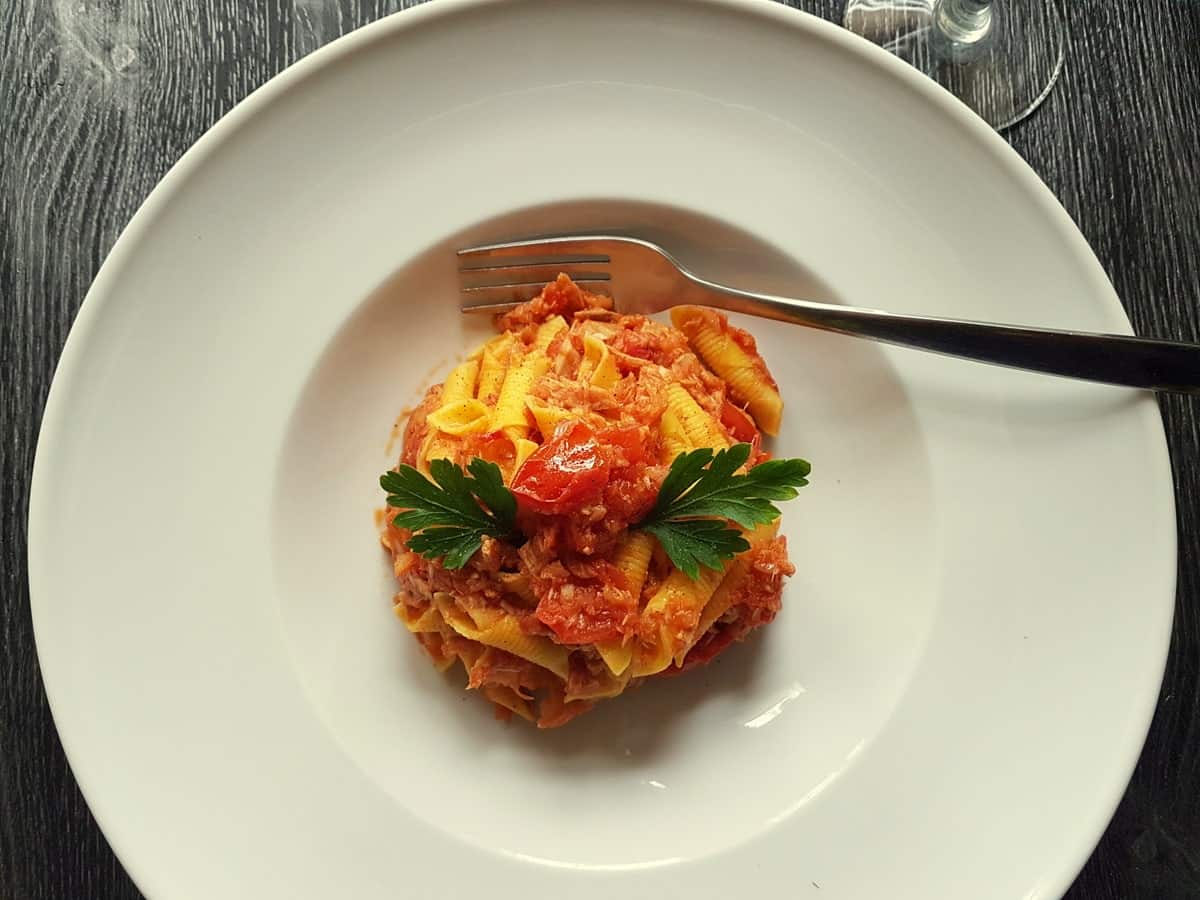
xmin=457 ymin=236 xmax=611 ymax=264
xmin=460 ymin=264 xmax=610 ymax=289
xmin=460 ymin=280 xmax=612 ymax=312
xmin=459 ymin=299 xmax=525 ymax=314
xmin=459 ymin=256 xmax=611 ymax=272
xmin=459 ymin=284 xmax=542 ymax=311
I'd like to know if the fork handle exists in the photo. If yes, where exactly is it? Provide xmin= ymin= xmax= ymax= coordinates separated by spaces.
xmin=690 ymin=279 xmax=1200 ymax=395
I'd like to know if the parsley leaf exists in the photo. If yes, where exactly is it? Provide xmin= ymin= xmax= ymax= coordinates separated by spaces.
xmin=380 ymin=458 xmax=518 ymax=569
xmin=406 ymin=526 xmax=490 ymax=571
xmin=641 ymin=519 xmax=751 ymax=580
xmin=638 ymin=443 xmax=811 ymax=578
xmin=464 ymin=457 xmax=517 ymax=525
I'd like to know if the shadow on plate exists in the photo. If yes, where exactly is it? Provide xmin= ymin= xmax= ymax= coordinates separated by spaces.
xmin=414 ymin=630 xmax=773 ymax=767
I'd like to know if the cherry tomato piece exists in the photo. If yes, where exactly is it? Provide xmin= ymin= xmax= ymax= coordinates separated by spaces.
xmin=468 ymin=430 xmax=516 ymax=467
xmin=511 ymin=420 xmax=610 ymax=514
xmin=600 ymin=423 xmax=646 ymax=467
xmin=720 ymin=400 xmax=765 ymax=462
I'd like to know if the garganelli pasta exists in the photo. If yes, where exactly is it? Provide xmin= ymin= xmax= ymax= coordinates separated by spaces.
xmin=379 ymin=275 xmax=796 ymax=727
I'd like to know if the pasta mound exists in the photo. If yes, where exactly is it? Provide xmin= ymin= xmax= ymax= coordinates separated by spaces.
xmin=380 ymin=275 xmax=795 ymax=727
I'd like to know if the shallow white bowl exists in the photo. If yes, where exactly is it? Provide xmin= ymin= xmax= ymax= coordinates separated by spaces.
xmin=29 ymin=1 xmax=1175 ymax=897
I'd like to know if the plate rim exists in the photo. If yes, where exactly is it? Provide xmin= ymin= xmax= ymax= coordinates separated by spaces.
xmin=27 ymin=0 xmax=1177 ymax=897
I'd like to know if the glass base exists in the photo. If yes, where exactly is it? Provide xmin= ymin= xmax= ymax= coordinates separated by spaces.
xmin=843 ymin=1 xmax=1065 ymax=130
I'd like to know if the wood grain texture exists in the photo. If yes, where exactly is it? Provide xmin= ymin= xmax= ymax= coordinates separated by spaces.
xmin=1 ymin=0 xmax=1197 ymax=897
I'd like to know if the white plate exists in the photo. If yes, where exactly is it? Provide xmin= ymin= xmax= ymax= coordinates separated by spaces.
xmin=28 ymin=1 xmax=1175 ymax=897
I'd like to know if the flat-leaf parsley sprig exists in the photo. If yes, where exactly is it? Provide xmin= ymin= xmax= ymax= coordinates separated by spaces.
xmin=380 ymin=458 xmax=518 ymax=570
xmin=636 ymin=443 xmax=811 ymax=578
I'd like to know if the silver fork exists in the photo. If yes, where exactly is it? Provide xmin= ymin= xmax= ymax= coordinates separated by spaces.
xmin=458 ymin=235 xmax=1200 ymax=394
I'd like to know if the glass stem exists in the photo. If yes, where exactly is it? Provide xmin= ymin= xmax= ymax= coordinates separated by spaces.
xmin=934 ymin=0 xmax=994 ymax=44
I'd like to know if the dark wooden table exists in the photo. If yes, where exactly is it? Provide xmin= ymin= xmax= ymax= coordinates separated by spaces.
xmin=2 ymin=1 xmax=1198 ymax=897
